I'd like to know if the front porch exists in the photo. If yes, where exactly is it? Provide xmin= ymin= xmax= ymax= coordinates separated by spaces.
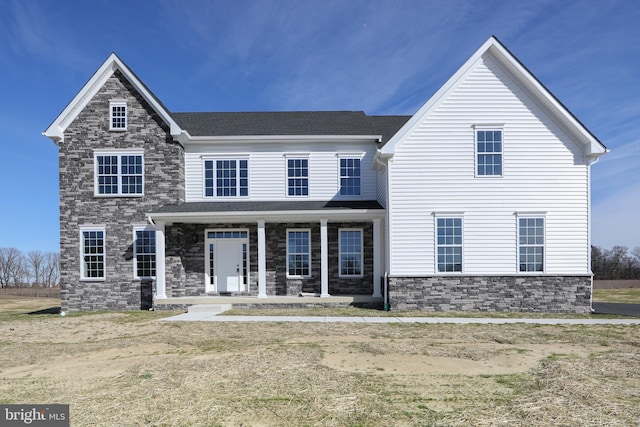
xmin=154 ymin=294 xmax=383 ymax=310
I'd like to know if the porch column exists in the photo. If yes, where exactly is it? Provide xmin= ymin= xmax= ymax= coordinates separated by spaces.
xmin=257 ymin=220 xmax=267 ymax=298
xmin=320 ymin=219 xmax=330 ymax=297
xmin=155 ymin=221 xmax=167 ymax=299
xmin=372 ymin=218 xmax=382 ymax=297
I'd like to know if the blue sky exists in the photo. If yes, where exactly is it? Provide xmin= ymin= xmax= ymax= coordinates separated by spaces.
xmin=0 ymin=0 xmax=638 ymax=254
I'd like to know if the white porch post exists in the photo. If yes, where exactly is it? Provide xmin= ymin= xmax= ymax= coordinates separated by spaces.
xmin=372 ymin=218 xmax=382 ymax=297
xmin=257 ymin=220 xmax=267 ymax=298
xmin=155 ymin=221 xmax=167 ymax=299
xmin=320 ymin=219 xmax=330 ymax=297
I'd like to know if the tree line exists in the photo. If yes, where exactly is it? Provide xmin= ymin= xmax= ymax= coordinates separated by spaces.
xmin=592 ymin=246 xmax=640 ymax=280
xmin=0 ymin=248 xmax=60 ymax=288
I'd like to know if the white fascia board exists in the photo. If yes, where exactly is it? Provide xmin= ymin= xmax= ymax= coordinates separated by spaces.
xmin=43 ymin=53 xmax=183 ymax=143
xmin=179 ymin=134 xmax=382 ymax=144
xmin=147 ymin=209 xmax=385 ymax=223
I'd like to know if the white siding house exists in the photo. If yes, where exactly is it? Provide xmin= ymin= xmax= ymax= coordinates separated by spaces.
xmin=44 ymin=36 xmax=607 ymax=312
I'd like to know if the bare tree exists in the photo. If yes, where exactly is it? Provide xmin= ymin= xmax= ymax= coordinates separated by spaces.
xmin=43 ymin=252 xmax=61 ymax=287
xmin=0 ymin=248 xmax=23 ymax=287
xmin=27 ymin=250 xmax=46 ymax=286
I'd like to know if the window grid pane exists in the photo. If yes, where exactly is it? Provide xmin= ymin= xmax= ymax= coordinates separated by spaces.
xmin=339 ymin=158 xmax=361 ymax=196
xmin=477 ymin=130 xmax=502 ymax=176
xmin=288 ymin=231 xmax=310 ymax=276
xmin=97 ymin=154 xmax=143 ymax=195
xmin=135 ymin=229 xmax=156 ymax=278
xmin=519 ymin=218 xmax=544 ymax=272
xmin=287 ymin=159 xmax=309 ymax=196
xmin=111 ymin=105 xmax=127 ymax=129
xmin=205 ymin=160 xmax=248 ymax=197
xmin=82 ymin=230 xmax=105 ymax=278
xmin=436 ymin=218 xmax=462 ymax=272
xmin=121 ymin=155 xmax=143 ymax=194
xmin=340 ymin=230 xmax=362 ymax=276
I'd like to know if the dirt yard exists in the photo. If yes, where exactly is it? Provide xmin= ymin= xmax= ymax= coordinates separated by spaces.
xmin=1 ymin=297 xmax=639 ymax=426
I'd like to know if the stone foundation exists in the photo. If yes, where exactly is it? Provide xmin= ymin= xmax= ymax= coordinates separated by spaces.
xmin=388 ymin=276 xmax=592 ymax=313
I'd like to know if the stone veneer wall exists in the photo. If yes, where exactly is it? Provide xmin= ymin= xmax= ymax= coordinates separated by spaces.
xmin=388 ymin=276 xmax=592 ymax=313
xmin=58 ymin=70 xmax=184 ymax=311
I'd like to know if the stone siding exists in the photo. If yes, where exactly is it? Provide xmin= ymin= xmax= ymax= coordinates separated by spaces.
xmin=388 ymin=276 xmax=592 ymax=313
xmin=59 ymin=71 xmax=184 ymax=311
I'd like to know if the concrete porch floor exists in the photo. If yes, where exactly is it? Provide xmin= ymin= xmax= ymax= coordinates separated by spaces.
xmin=154 ymin=295 xmax=383 ymax=308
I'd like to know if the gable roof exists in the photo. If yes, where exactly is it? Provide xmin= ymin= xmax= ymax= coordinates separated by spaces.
xmin=43 ymin=53 xmax=182 ymax=143
xmin=380 ymin=36 xmax=608 ymax=158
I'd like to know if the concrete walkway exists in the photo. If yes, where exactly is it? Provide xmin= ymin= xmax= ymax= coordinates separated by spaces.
xmin=160 ymin=312 xmax=640 ymax=325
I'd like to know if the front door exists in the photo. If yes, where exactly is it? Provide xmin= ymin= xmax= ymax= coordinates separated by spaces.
xmin=205 ymin=230 xmax=249 ymax=293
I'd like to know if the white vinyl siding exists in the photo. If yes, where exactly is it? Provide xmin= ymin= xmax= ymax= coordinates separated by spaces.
xmin=387 ymin=54 xmax=590 ymax=276
xmin=184 ymin=142 xmax=377 ymax=202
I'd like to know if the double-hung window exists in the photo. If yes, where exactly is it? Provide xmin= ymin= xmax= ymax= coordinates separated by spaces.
xmin=436 ymin=217 xmax=463 ymax=272
xmin=339 ymin=229 xmax=363 ymax=276
xmin=518 ymin=217 xmax=545 ymax=272
xmin=95 ymin=151 xmax=144 ymax=196
xmin=134 ymin=226 xmax=156 ymax=279
xmin=287 ymin=229 xmax=311 ymax=277
xmin=476 ymin=128 xmax=502 ymax=176
xmin=80 ymin=226 xmax=105 ymax=280
xmin=339 ymin=157 xmax=361 ymax=196
xmin=109 ymin=100 xmax=127 ymax=130
xmin=287 ymin=158 xmax=309 ymax=196
xmin=204 ymin=159 xmax=249 ymax=197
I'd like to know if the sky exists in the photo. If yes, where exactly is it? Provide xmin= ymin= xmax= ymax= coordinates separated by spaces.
xmin=0 ymin=0 xmax=638 ymax=254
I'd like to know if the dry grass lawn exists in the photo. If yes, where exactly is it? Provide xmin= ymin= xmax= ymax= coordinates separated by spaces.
xmin=593 ymin=287 xmax=640 ymax=304
xmin=1 ymin=297 xmax=639 ymax=426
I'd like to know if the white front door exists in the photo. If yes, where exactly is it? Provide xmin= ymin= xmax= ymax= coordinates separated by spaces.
xmin=217 ymin=239 xmax=241 ymax=292
xmin=205 ymin=230 xmax=249 ymax=293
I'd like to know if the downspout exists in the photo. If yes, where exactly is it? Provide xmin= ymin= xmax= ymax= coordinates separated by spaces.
xmin=587 ymin=155 xmax=601 ymax=313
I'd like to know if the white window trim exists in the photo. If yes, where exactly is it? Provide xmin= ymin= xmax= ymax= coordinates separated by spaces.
xmin=133 ymin=225 xmax=156 ymax=280
xmin=79 ymin=225 xmax=106 ymax=281
xmin=286 ymin=228 xmax=312 ymax=279
xmin=516 ymin=212 xmax=547 ymax=274
xmin=284 ymin=155 xmax=310 ymax=198
xmin=433 ymin=213 xmax=464 ymax=274
xmin=94 ymin=150 xmax=144 ymax=197
xmin=338 ymin=228 xmax=364 ymax=278
xmin=336 ymin=153 xmax=365 ymax=198
xmin=473 ymin=125 xmax=504 ymax=178
xmin=109 ymin=100 xmax=128 ymax=131
xmin=202 ymin=157 xmax=250 ymax=199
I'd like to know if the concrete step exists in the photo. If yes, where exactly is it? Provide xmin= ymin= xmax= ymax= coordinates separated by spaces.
xmin=187 ymin=304 xmax=232 ymax=314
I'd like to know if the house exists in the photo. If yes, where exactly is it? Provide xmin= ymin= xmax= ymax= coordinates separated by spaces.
xmin=43 ymin=36 xmax=607 ymax=313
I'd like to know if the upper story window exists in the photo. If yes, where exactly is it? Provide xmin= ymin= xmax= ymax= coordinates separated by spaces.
xmin=134 ymin=226 xmax=156 ymax=279
xmin=436 ymin=217 xmax=463 ymax=273
xmin=476 ymin=129 xmax=502 ymax=176
xmin=109 ymin=100 xmax=127 ymax=130
xmin=287 ymin=158 xmax=309 ymax=197
xmin=518 ymin=217 xmax=545 ymax=272
xmin=94 ymin=151 xmax=144 ymax=196
xmin=204 ymin=159 xmax=249 ymax=197
xmin=80 ymin=226 xmax=105 ymax=280
xmin=339 ymin=157 xmax=361 ymax=196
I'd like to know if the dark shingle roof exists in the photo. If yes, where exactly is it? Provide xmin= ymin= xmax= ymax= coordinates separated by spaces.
xmin=171 ymin=111 xmax=409 ymax=143
xmin=151 ymin=200 xmax=383 ymax=214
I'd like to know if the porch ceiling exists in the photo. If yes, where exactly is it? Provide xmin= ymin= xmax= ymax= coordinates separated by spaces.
xmin=147 ymin=200 xmax=385 ymax=223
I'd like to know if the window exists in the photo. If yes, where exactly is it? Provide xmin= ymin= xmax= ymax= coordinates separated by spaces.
xmin=519 ymin=217 xmax=544 ymax=272
xmin=476 ymin=129 xmax=502 ymax=176
xmin=339 ymin=158 xmax=361 ymax=196
xmin=204 ymin=159 xmax=248 ymax=197
xmin=436 ymin=217 xmax=462 ymax=272
xmin=134 ymin=227 xmax=156 ymax=278
xmin=110 ymin=101 xmax=127 ymax=130
xmin=287 ymin=230 xmax=311 ymax=277
xmin=95 ymin=152 xmax=144 ymax=196
xmin=287 ymin=158 xmax=309 ymax=196
xmin=80 ymin=227 xmax=105 ymax=280
xmin=339 ymin=229 xmax=363 ymax=276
